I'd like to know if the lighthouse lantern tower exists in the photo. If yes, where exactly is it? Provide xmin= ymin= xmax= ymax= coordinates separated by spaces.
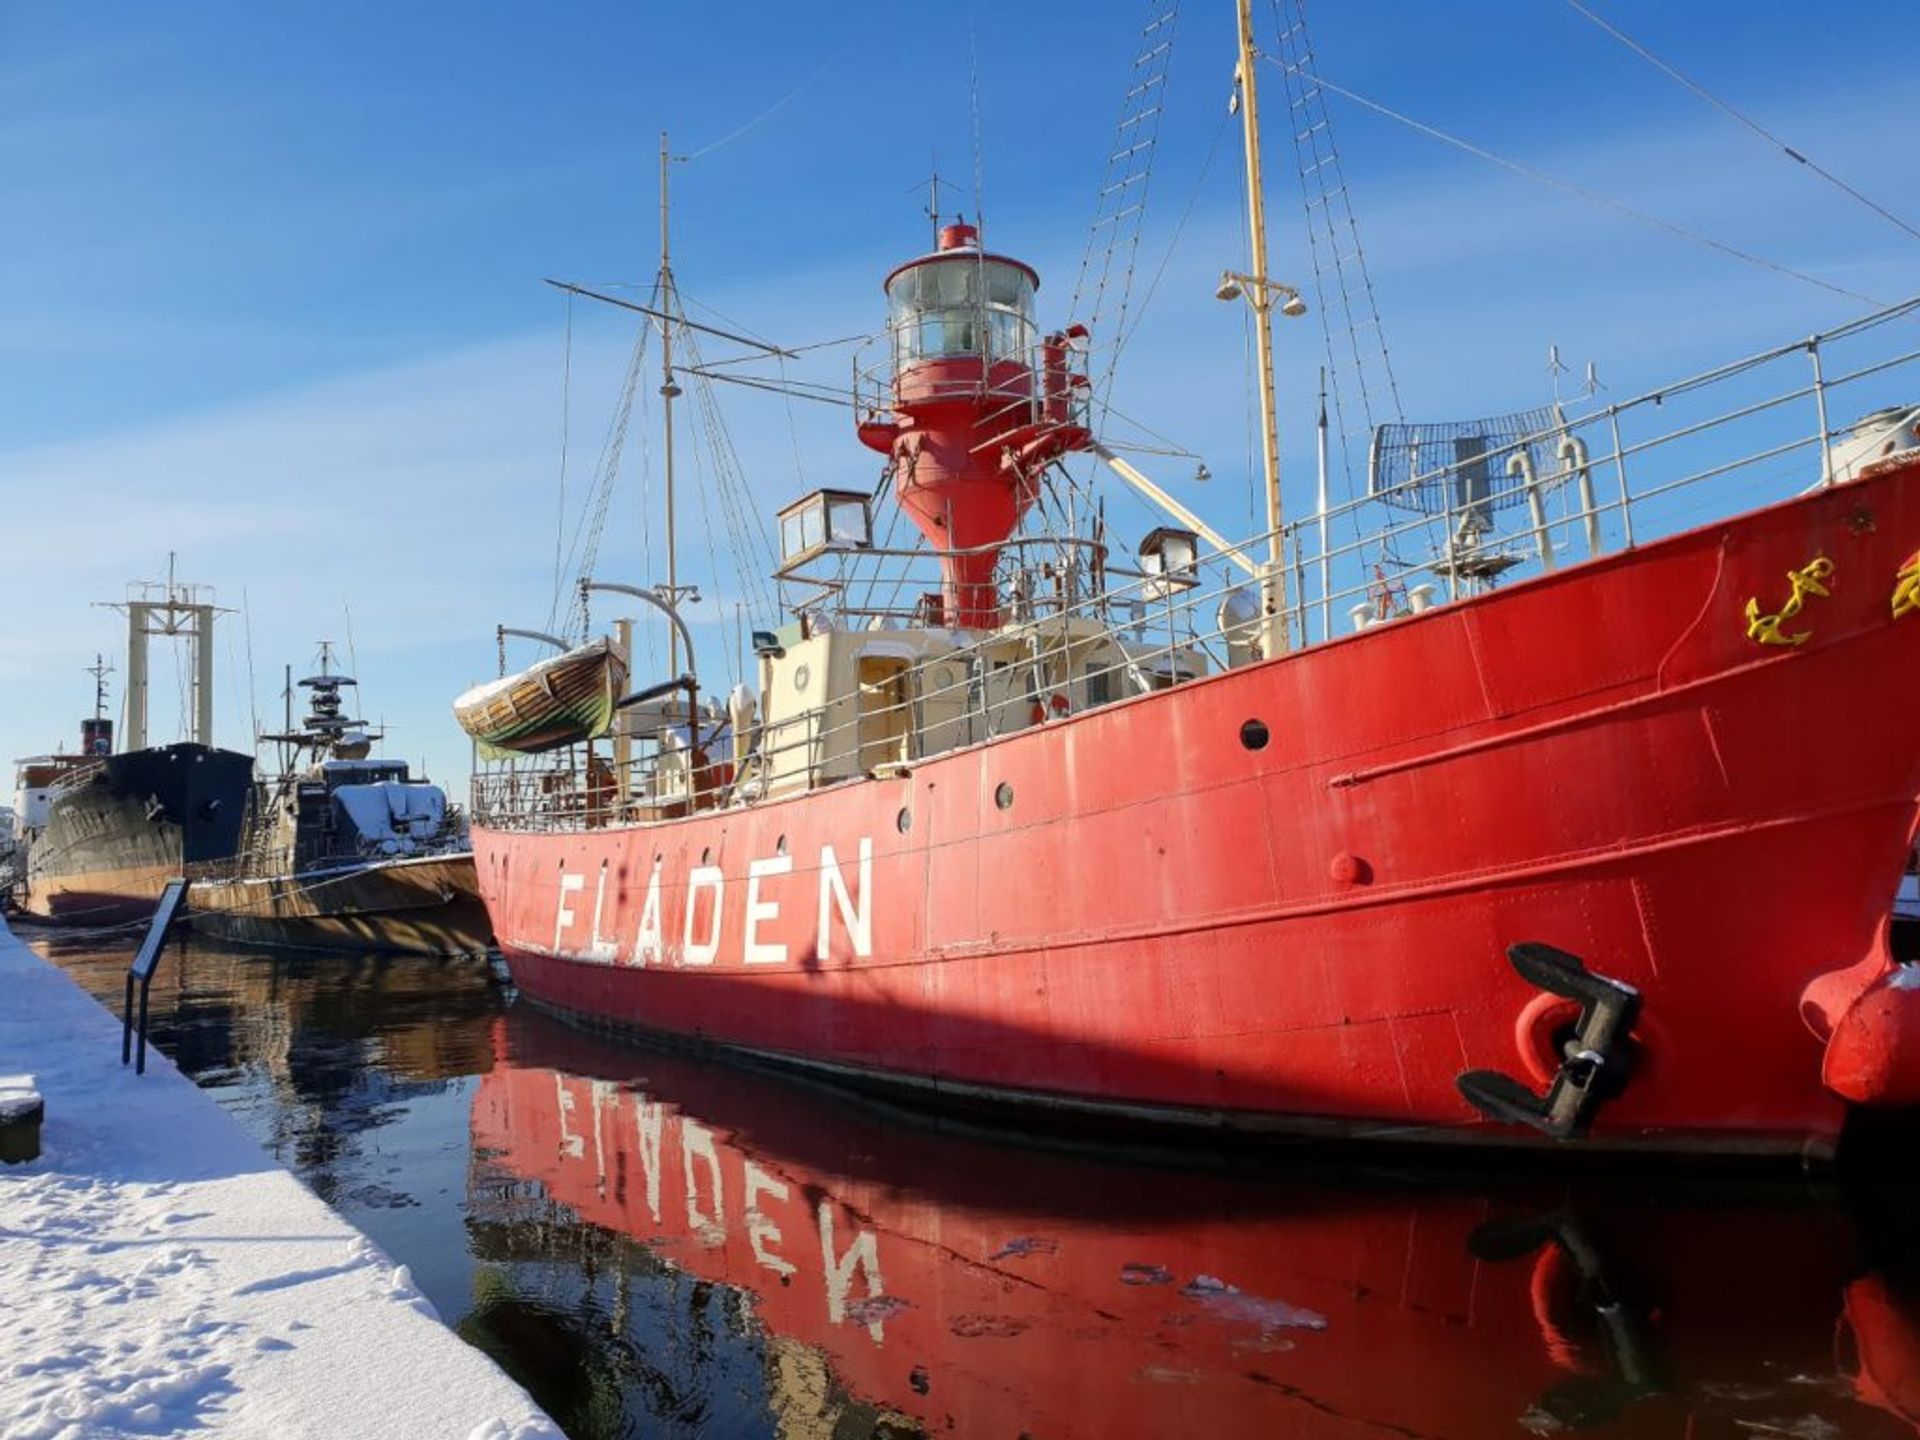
xmin=858 ymin=222 xmax=1091 ymax=629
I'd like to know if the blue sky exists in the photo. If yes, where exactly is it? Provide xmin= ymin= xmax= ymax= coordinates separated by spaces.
xmin=5 ymin=1 xmax=1917 ymax=784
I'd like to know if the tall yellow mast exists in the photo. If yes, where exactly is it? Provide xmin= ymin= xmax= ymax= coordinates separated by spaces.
xmin=1234 ymin=0 xmax=1289 ymax=654
xmin=658 ymin=131 xmax=681 ymax=681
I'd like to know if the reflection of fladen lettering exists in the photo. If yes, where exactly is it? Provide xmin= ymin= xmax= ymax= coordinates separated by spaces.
xmin=635 ymin=1096 xmax=664 ymax=1225
xmin=682 ymin=1120 xmax=724 ymax=1242
xmin=551 ymin=839 xmax=877 ymax=968
xmin=820 ymin=1202 xmax=888 ymax=1344
xmin=590 ymin=1080 xmax=617 ymax=1186
xmin=555 ymin=1072 xmax=584 ymax=1160
xmin=563 ymin=1075 xmax=893 ymax=1347
xmin=745 ymin=1162 xmax=797 ymax=1278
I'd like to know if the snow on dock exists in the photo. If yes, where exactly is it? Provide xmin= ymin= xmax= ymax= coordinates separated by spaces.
xmin=0 ymin=918 xmax=561 ymax=1440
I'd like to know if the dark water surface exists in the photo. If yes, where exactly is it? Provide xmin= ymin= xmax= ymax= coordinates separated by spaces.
xmin=24 ymin=927 xmax=1920 ymax=1439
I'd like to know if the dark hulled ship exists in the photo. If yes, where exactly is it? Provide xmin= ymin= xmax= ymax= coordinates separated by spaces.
xmin=22 ymin=739 xmax=253 ymax=924
xmin=18 ymin=588 xmax=254 ymax=926
xmin=189 ymin=647 xmax=491 ymax=956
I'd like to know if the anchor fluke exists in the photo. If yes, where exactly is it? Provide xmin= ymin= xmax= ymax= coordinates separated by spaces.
xmin=1458 ymin=942 xmax=1641 ymax=1140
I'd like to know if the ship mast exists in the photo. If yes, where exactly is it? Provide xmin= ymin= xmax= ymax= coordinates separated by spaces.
xmin=86 ymin=654 xmax=111 ymax=723
xmin=1233 ymin=0 xmax=1288 ymax=654
xmin=658 ymin=131 xmax=681 ymax=684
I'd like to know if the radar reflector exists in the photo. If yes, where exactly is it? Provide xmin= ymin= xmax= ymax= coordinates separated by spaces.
xmin=1368 ymin=408 xmax=1563 ymax=517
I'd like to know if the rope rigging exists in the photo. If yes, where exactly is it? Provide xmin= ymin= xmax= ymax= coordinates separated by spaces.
xmin=1278 ymin=60 xmax=1885 ymax=308
xmin=1266 ymin=0 xmax=1411 ymax=577
xmin=551 ymin=294 xmax=574 ymax=629
xmin=676 ymin=317 xmax=782 ymax=630
xmin=547 ymin=314 xmax=651 ymax=639
xmin=1069 ymin=2 xmax=1181 ymax=405
xmin=1268 ymin=0 xmax=1402 ymax=449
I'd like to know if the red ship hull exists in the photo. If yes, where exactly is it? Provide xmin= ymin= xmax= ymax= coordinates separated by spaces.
xmin=474 ymin=462 xmax=1920 ymax=1158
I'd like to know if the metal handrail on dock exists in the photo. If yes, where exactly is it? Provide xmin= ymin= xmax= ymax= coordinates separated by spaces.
xmin=122 ymin=879 xmax=189 ymax=1076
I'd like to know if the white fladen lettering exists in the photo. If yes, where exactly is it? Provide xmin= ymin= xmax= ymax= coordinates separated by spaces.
xmin=743 ymin=854 xmax=794 ymax=965
xmin=564 ymin=841 xmax=875 ymax=969
xmin=585 ymin=859 xmax=618 ymax=963
xmin=554 ymin=870 xmax=585 ymax=952
xmin=816 ymin=839 xmax=874 ymax=960
xmin=632 ymin=857 xmax=664 ymax=966
xmin=682 ymin=865 xmax=725 ymax=965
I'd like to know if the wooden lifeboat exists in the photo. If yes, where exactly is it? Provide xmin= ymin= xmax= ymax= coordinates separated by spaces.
xmin=453 ymin=638 xmax=628 ymax=756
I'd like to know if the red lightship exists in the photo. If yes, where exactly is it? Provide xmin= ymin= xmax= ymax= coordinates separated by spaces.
xmin=462 ymin=10 xmax=1920 ymax=1160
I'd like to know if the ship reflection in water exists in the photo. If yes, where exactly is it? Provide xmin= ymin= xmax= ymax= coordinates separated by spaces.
xmin=27 ymin=931 xmax=1920 ymax=1439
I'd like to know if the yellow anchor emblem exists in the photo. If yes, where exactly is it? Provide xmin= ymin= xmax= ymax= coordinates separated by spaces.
xmin=1744 ymin=556 xmax=1834 ymax=647
xmin=1894 ymin=551 xmax=1920 ymax=620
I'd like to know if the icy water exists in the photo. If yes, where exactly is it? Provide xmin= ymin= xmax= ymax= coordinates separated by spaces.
xmin=24 ymin=927 xmax=1920 ymax=1440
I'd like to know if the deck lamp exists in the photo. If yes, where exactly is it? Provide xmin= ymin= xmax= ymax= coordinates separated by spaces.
xmin=1216 ymin=270 xmax=1308 ymax=317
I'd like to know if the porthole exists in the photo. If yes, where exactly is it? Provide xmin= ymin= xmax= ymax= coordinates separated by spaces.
xmin=700 ymin=846 xmax=713 ymax=866
xmin=1240 ymin=719 xmax=1270 ymax=751
xmin=994 ymin=781 xmax=1015 ymax=811
xmin=793 ymin=663 xmax=812 ymax=693
xmin=896 ymin=808 xmax=912 ymax=834
xmin=775 ymin=834 xmax=789 ymax=856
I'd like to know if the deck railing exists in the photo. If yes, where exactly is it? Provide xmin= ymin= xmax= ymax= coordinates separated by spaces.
xmin=474 ymin=297 xmax=1920 ymax=831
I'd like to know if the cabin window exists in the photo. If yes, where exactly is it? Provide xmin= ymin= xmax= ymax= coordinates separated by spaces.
xmin=781 ymin=505 xmax=824 ymax=561
xmin=779 ymin=489 xmax=872 ymax=566
xmin=826 ymin=494 xmax=870 ymax=547
xmin=1085 ymin=660 xmax=1113 ymax=709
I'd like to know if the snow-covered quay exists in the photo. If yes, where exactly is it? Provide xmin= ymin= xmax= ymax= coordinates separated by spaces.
xmin=0 ymin=917 xmax=561 ymax=1440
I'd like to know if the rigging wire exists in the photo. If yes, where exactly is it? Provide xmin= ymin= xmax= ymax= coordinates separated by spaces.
xmin=1269 ymin=0 xmax=1403 ymax=442
xmin=1094 ymin=396 xmax=1207 ymax=464
xmin=1563 ymin=0 xmax=1920 ymax=247
xmin=776 ymin=348 xmax=809 ymax=492
xmin=1282 ymin=60 xmax=1885 ymax=307
xmin=676 ymin=292 xmax=791 ymax=354
xmin=552 ymin=295 xmax=574 ymax=619
xmin=677 ymin=316 xmax=781 ymax=624
xmin=681 ymin=47 xmax=845 ymax=162
xmin=1268 ymin=0 xmax=1400 ymax=580
xmin=687 ymin=331 xmax=872 ymax=367
xmin=633 ymin=362 xmax=659 ymax=677
xmin=1070 ymin=2 xmax=1182 ymax=402
xmin=240 ymin=589 xmax=261 ymax=747
xmin=1106 ymin=106 xmax=1231 ymax=376
xmin=968 ymin=24 xmax=987 ymax=232
xmin=342 ymin=602 xmax=359 ymax=685
xmin=682 ymin=416 xmax=734 ymax=692
xmin=170 ymin=612 xmax=191 ymax=742
xmin=680 ymin=367 xmax=858 ymax=407
xmin=549 ymin=317 xmax=651 ymax=638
